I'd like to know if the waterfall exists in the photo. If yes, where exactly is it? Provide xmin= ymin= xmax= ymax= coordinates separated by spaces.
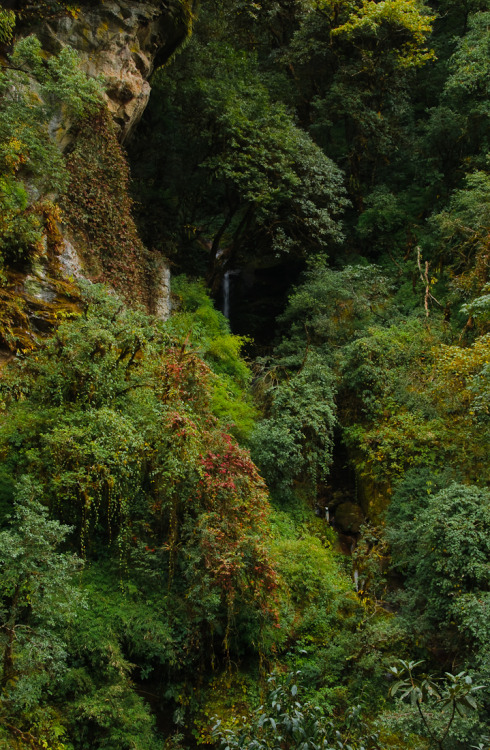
xmin=353 ymin=568 xmax=359 ymax=592
xmin=222 ymin=270 xmax=239 ymax=319
xmin=223 ymin=271 xmax=231 ymax=319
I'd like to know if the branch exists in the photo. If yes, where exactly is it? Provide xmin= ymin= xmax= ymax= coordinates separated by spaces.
xmin=0 ymin=62 xmax=30 ymax=74
xmin=439 ymin=700 xmax=456 ymax=746
xmin=416 ymin=701 xmax=441 ymax=749
xmin=416 ymin=247 xmax=443 ymax=317
xmin=3 ymin=722 xmax=41 ymax=748
xmin=114 ymin=381 xmax=152 ymax=397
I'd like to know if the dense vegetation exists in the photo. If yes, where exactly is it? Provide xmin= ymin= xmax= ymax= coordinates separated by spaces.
xmin=0 ymin=0 xmax=489 ymax=748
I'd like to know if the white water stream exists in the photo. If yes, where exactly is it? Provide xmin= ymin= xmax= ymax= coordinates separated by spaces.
xmin=222 ymin=270 xmax=240 ymax=319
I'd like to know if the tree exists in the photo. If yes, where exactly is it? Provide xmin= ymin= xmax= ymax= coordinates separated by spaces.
xmin=0 ymin=35 xmax=101 ymax=270
xmin=442 ymin=11 xmax=490 ymax=162
xmin=275 ymin=263 xmax=392 ymax=363
xmin=130 ymin=37 xmax=348 ymax=279
xmin=387 ymin=480 xmax=490 ymax=644
xmin=250 ymin=351 xmax=336 ymax=500
xmin=0 ymin=282 xmax=279 ymax=672
xmin=212 ymin=670 xmax=380 ymax=750
xmin=431 ymin=168 xmax=490 ymax=297
xmin=0 ymin=478 xmax=83 ymax=749
xmin=389 ymin=660 xmax=485 ymax=750
xmin=278 ymin=0 xmax=436 ymax=207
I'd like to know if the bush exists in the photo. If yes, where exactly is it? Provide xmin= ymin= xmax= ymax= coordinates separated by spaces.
xmin=387 ymin=478 xmax=490 ymax=644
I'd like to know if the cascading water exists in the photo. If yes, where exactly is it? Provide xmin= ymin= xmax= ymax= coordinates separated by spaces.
xmin=222 ymin=270 xmax=240 ymax=319
xmin=223 ymin=271 xmax=231 ymax=319
xmin=353 ymin=568 xmax=359 ymax=592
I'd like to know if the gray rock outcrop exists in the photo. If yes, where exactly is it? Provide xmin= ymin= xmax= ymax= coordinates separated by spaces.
xmin=38 ymin=0 xmax=191 ymax=142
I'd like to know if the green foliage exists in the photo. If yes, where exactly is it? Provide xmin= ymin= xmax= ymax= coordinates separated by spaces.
xmin=0 ymin=179 xmax=44 ymax=264
xmin=196 ymin=44 xmax=348 ymax=256
xmin=2 ymin=0 xmax=490 ymax=745
xmin=351 ymin=523 xmax=389 ymax=603
xmin=461 ymin=283 xmax=490 ymax=326
xmin=431 ymin=333 xmax=490 ymax=477
xmin=9 ymin=36 xmax=102 ymax=119
xmin=335 ymin=314 xmax=487 ymax=500
xmin=356 ymin=188 xmax=412 ymax=258
xmin=268 ymin=266 xmax=454 ymax=500
xmin=0 ymin=9 xmax=15 ymax=46
xmin=271 ymin=528 xmax=354 ymax=643
xmin=265 ymin=249 xmax=488 ymax=520
xmin=331 ymin=0 xmax=435 ymax=68
xmin=213 ymin=670 xmax=380 ymax=750
xmin=443 ymin=12 xmax=490 ymax=124
xmin=387 ymin=479 xmax=490 ymax=644
xmin=278 ymin=0 xmax=436 ymax=207
xmin=0 ymin=477 xmax=82 ymax=749
xmin=250 ymin=351 xmax=336 ymax=500
xmin=130 ymin=38 xmax=347 ymax=273
xmin=57 ymin=565 xmax=166 ymax=750
xmin=0 ymin=35 xmax=102 ymax=273
xmin=247 ymin=264 xmax=392 ymax=503
xmin=262 ymin=511 xmax=399 ymax=720
xmin=0 ymin=282 xmax=278 ymax=664
xmin=63 ymin=109 xmax=149 ymax=302
xmin=167 ymin=276 xmax=257 ymax=441
xmin=431 ymin=168 xmax=490 ymax=296
xmin=276 ymin=264 xmax=392 ymax=364
xmin=388 ymin=660 xmax=486 ymax=750
xmin=213 ymin=671 xmax=333 ymax=750
xmin=339 ymin=320 xmax=443 ymax=483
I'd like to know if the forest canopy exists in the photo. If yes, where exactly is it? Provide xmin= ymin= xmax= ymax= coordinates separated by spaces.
xmin=0 ymin=0 xmax=489 ymax=748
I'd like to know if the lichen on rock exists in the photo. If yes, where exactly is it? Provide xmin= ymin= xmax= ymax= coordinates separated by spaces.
xmin=37 ymin=0 xmax=193 ymax=142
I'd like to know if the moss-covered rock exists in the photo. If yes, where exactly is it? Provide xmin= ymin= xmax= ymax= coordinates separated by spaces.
xmin=36 ymin=0 xmax=193 ymax=142
xmin=334 ymin=501 xmax=365 ymax=534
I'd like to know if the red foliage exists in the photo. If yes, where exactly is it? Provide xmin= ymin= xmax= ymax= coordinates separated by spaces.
xmin=157 ymin=344 xmax=212 ymax=409
xmin=195 ymin=436 xmax=279 ymax=620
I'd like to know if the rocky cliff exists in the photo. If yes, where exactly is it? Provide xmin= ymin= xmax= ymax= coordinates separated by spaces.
xmin=36 ymin=0 xmax=192 ymax=142
xmin=0 ymin=1 xmax=183 ymax=356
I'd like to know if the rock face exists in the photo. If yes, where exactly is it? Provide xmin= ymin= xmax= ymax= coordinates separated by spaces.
xmin=334 ymin=501 xmax=365 ymax=535
xmin=153 ymin=258 xmax=172 ymax=321
xmin=0 ymin=1 xmax=180 ymax=351
xmin=38 ymin=1 xmax=181 ymax=303
xmin=39 ymin=0 xmax=191 ymax=142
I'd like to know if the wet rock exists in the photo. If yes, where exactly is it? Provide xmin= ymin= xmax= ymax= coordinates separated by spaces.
xmin=24 ymin=270 xmax=57 ymax=304
xmin=334 ymin=501 xmax=365 ymax=535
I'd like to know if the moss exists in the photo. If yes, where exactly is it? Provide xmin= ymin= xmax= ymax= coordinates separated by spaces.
xmin=0 ymin=196 xmax=82 ymax=353
xmin=63 ymin=107 xmax=151 ymax=305
xmin=96 ymin=20 xmax=110 ymax=39
xmin=354 ymin=459 xmax=393 ymax=519
xmin=0 ymin=276 xmax=31 ymax=352
xmin=0 ymin=269 xmax=81 ymax=353
xmin=194 ymin=671 xmax=258 ymax=744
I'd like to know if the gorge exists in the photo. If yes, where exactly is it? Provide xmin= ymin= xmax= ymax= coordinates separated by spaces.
xmin=0 ymin=1 xmax=489 ymax=749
